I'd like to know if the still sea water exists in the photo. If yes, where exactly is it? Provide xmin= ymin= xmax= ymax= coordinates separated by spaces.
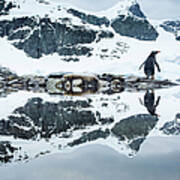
xmin=0 ymin=86 xmax=180 ymax=180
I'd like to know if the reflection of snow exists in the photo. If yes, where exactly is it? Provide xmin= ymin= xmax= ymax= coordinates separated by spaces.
xmin=0 ymin=1 xmax=178 ymax=82
xmin=0 ymin=85 xmax=179 ymax=164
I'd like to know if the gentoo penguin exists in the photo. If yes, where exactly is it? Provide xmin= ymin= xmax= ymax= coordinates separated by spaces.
xmin=139 ymin=51 xmax=161 ymax=79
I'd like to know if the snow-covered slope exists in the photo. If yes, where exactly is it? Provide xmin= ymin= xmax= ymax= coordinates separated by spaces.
xmin=0 ymin=0 xmax=179 ymax=81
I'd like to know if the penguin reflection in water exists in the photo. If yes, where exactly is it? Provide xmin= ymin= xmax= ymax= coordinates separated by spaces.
xmin=139 ymin=51 xmax=161 ymax=79
xmin=139 ymin=89 xmax=161 ymax=116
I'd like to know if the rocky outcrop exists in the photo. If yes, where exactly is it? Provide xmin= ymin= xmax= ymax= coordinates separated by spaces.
xmin=0 ymin=1 xmax=161 ymax=59
xmin=58 ymin=46 xmax=92 ymax=56
xmin=111 ymin=15 xmax=158 ymax=41
xmin=129 ymin=3 xmax=146 ymax=18
xmin=67 ymin=3 xmax=158 ymax=41
xmin=160 ymin=21 xmax=180 ymax=41
xmin=67 ymin=8 xmax=110 ymax=27
xmin=0 ymin=16 xmax=113 ymax=58
xmin=0 ymin=0 xmax=16 ymax=16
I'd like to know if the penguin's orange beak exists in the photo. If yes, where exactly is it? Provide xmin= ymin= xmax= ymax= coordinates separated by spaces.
xmin=157 ymin=51 xmax=161 ymax=54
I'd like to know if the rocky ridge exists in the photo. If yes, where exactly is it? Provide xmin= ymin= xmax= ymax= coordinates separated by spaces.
xmin=160 ymin=20 xmax=180 ymax=41
xmin=0 ymin=0 xmax=159 ymax=60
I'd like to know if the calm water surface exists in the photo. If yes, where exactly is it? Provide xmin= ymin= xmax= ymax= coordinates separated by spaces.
xmin=0 ymin=86 xmax=180 ymax=180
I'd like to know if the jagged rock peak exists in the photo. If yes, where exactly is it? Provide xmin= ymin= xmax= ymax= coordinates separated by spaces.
xmin=0 ymin=0 xmax=159 ymax=60
xmin=102 ymin=0 xmax=145 ymax=19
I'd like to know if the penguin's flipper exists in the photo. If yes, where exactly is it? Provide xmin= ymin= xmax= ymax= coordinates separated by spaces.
xmin=138 ymin=98 xmax=144 ymax=106
xmin=155 ymin=96 xmax=161 ymax=107
xmin=155 ymin=60 xmax=161 ymax=72
xmin=139 ymin=61 xmax=145 ymax=70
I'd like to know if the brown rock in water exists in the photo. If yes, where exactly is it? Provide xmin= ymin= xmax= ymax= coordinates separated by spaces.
xmin=0 ymin=66 xmax=179 ymax=96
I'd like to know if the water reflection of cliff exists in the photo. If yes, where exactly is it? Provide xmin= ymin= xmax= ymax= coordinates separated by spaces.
xmin=0 ymin=95 xmax=159 ymax=164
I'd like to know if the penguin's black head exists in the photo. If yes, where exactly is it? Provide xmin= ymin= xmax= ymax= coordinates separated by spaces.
xmin=151 ymin=51 xmax=161 ymax=56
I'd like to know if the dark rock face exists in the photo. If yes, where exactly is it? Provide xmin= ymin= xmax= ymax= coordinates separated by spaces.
xmin=112 ymin=114 xmax=158 ymax=140
xmin=0 ymin=66 xmax=17 ymax=80
xmin=0 ymin=17 xmax=113 ymax=58
xmin=67 ymin=8 xmax=110 ymax=27
xmin=0 ymin=0 xmax=16 ymax=16
xmin=58 ymin=46 xmax=92 ymax=56
xmin=111 ymin=15 xmax=159 ymax=41
xmin=0 ymin=98 xmax=100 ymax=139
xmin=68 ymin=129 xmax=110 ymax=147
xmin=129 ymin=3 xmax=146 ymax=18
xmin=0 ymin=2 xmax=161 ymax=59
xmin=160 ymin=21 xmax=180 ymax=41
xmin=160 ymin=21 xmax=180 ymax=33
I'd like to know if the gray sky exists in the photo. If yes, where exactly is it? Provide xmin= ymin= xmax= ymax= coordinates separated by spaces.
xmin=139 ymin=0 xmax=180 ymax=19
xmin=52 ymin=0 xmax=180 ymax=19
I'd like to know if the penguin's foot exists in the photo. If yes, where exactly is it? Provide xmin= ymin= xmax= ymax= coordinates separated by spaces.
xmin=151 ymin=76 xmax=155 ymax=80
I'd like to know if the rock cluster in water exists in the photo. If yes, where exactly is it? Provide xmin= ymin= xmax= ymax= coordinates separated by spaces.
xmin=0 ymin=67 xmax=178 ymax=98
